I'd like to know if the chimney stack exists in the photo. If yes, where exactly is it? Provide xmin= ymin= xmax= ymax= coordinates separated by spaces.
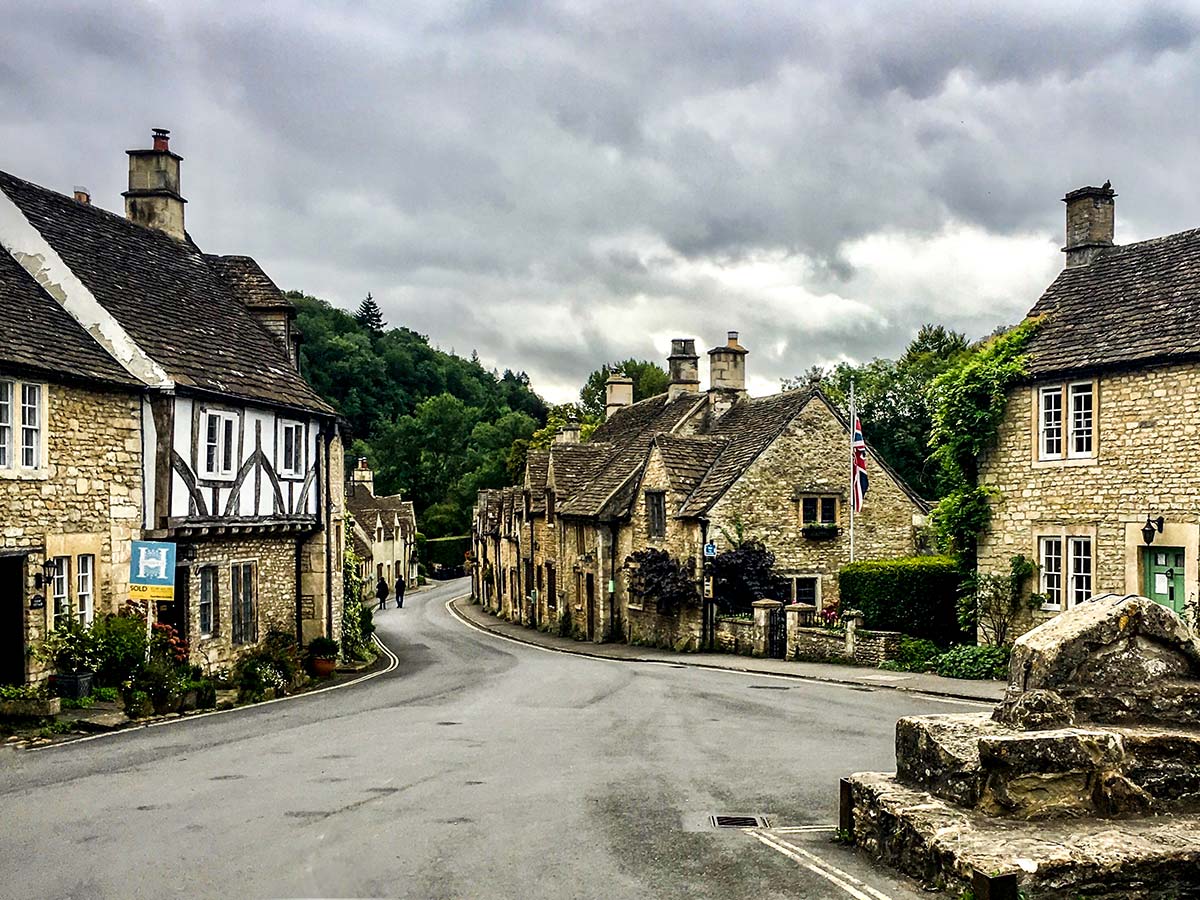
xmin=708 ymin=331 xmax=748 ymax=417
xmin=556 ymin=417 xmax=582 ymax=444
xmin=73 ymin=186 xmax=91 ymax=206
xmin=667 ymin=338 xmax=700 ymax=400
xmin=604 ymin=371 xmax=634 ymax=419
xmin=351 ymin=457 xmax=375 ymax=495
xmin=1063 ymin=183 xmax=1115 ymax=268
xmin=123 ymin=127 xmax=187 ymax=240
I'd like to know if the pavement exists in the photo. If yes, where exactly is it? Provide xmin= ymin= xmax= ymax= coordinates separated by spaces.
xmin=0 ymin=577 xmax=991 ymax=899
xmin=452 ymin=597 xmax=1007 ymax=703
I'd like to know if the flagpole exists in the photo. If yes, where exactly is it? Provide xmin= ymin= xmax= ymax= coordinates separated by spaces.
xmin=849 ymin=381 xmax=855 ymax=564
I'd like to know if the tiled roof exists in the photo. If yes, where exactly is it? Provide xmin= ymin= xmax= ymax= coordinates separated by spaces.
xmin=1024 ymin=228 xmax=1200 ymax=377
xmin=205 ymin=254 xmax=295 ymax=311
xmin=548 ymin=442 xmax=613 ymax=503
xmin=524 ymin=449 xmax=550 ymax=513
xmin=0 ymin=171 xmax=333 ymax=416
xmin=561 ymin=444 xmax=645 ymax=518
xmin=590 ymin=392 xmax=705 ymax=448
xmin=655 ymin=434 xmax=728 ymax=499
xmin=677 ymin=390 xmax=814 ymax=517
xmin=0 ymin=249 xmax=140 ymax=387
xmin=345 ymin=482 xmax=417 ymax=539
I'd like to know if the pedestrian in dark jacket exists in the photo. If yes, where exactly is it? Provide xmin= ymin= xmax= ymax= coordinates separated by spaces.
xmin=375 ymin=577 xmax=389 ymax=610
xmin=395 ymin=575 xmax=406 ymax=608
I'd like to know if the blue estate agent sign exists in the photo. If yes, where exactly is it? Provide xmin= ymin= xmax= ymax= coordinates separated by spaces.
xmin=130 ymin=541 xmax=176 ymax=601
xmin=703 ymin=542 xmax=717 ymax=559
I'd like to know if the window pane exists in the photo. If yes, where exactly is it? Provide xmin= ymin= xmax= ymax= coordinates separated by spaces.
xmin=52 ymin=556 xmax=70 ymax=629
xmin=1040 ymin=387 xmax=1062 ymax=458
xmin=0 ymin=381 xmax=10 ymax=468
xmin=222 ymin=418 xmax=234 ymax=472
xmin=1040 ymin=538 xmax=1062 ymax=608
xmin=1070 ymin=384 xmax=1093 ymax=455
xmin=199 ymin=568 xmax=213 ymax=635
xmin=820 ymin=497 xmax=836 ymax=524
xmin=21 ymin=384 xmax=40 ymax=469
xmin=1070 ymin=538 xmax=1092 ymax=605
xmin=794 ymin=577 xmax=817 ymax=605
xmin=76 ymin=555 xmax=94 ymax=625
xmin=802 ymin=498 xmax=818 ymax=524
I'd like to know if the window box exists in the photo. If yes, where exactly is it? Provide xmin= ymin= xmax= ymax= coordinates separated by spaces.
xmin=801 ymin=523 xmax=840 ymax=541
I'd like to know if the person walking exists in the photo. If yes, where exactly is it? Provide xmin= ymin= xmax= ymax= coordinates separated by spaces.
xmin=375 ymin=576 xmax=389 ymax=611
xmin=395 ymin=574 xmax=406 ymax=609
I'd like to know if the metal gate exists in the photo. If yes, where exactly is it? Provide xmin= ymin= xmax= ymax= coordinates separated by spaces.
xmin=768 ymin=605 xmax=787 ymax=659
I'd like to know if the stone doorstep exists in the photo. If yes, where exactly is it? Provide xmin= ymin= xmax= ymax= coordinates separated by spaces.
xmin=847 ymin=772 xmax=1200 ymax=898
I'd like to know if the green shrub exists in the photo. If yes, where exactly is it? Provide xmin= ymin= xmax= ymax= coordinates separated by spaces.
xmin=879 ymin=637 xmax=942 ymax=673
xmin=90 ymin=686 xmax=119 ymax=703
xmin=306 ymin=636 xmax=340 ymax=659
xmin=232 ymin=630 xmax=303 ymax=702
xmin=0 ymin=684 xmax=48 ymax=702
xmin=838 ymin=556 xmax=968 ymax=645
xmin=92 ymin=611 xmax=150 ymax=687
xmin=424 ymin=535 xmax=470 ymax=569
xmin=190 ymin=679 xmax=217 ymax=710
xmin=931 ymin=644 xmax=1010 ymax=680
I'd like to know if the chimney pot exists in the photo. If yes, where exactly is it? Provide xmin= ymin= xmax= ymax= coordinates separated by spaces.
xmin=152 ymin=128 xmax=171 ymax=152
xmin=604 ymin=371 xmax=634 ymax=419
xmin=73 ymin=186 xmax=91 ymax=206
xmin=124 ymin=127 xmax=186 ymax=240
xmin=1062 ymin=183 xmax=1115 ymax=268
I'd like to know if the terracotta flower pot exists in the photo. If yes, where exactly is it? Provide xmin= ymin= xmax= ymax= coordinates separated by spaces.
xmin=312 ymin=657 xmax=337 ymax=677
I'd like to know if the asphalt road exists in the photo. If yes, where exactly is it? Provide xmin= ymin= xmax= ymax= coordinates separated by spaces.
xmin=0 ymin=579 xmax=983 ymax=899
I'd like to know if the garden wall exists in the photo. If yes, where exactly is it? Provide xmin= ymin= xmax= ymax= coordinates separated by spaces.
xmin=714 ymin=617 xmax=754 ymax=655
xmin=789 ymin=626 xmax=903 ymax=666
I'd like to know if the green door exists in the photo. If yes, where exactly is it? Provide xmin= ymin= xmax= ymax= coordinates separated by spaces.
xmin=1144 ymin=547 xmax=1186 ymax=615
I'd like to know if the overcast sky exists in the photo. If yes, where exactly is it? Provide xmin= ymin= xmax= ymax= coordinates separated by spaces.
xmin=4 ymin=1 xmax=1199 ymax=402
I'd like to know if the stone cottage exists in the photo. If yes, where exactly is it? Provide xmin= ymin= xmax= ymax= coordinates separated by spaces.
xmin=0 ymin=129 xmax=345 ymax=681
xmin=346 ymin=458 xmax=417 ymax=597
xmin=476 ymin=333 xmax=927 ymax=646
xmin=978 ymin=183 xmax=1200 ymax=634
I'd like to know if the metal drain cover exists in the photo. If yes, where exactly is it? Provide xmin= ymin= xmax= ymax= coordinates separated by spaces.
xmin=711 ymin=814 xmax=770 ymax=829
xmin=748 ymin=684 xmax=790 ymax=691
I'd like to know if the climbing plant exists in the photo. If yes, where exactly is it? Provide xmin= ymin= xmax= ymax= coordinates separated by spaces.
xmin=927 ymin=318 xmax=1040 ymax=564
xmin=624 ymin=549 xmax=698 ymax=616
xmin=957 ymin=554 xmax=1044 ymax=646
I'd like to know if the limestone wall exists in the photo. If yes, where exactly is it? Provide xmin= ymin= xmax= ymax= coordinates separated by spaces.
xmin=789 ymin=626 xmax=902 ymax=666
xmin=978 ymin=363 xmax=1200 ymax=636
xmin=0 ymin=377 xmax=143 ymax=681
xmin=714 ymin=616 xmax=754 ymax=655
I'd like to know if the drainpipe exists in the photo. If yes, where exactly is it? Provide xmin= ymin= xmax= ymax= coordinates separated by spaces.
xmin=608 ymin=520 xmax=619 ymax=641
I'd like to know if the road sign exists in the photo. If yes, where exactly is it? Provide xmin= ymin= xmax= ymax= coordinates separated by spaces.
xmin=703 ymin=542 xmax=717 ymax=558
xmin=704 ymin=576 xmax=713 ymax=599
xmin=130 ymin=541 xmax=176 ymax=601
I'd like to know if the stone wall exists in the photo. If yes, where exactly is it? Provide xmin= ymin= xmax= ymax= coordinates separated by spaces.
xmin=708 ymin=398 xmax=922 ymax=609
xmin=714 ymin=616 xmax=754 ymax=655
xmin=0 ymin=377 xmax=143 ymax=682
xmin=788 ymin=626 xmax=902 ymax=666
xmin=978 ymin=363 xmax=1200 ymax=637
xmin=182 ymin=534 xmax=299 ymax=671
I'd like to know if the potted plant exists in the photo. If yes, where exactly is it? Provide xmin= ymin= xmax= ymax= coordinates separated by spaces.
xmin=801 ymin=523 xmax=840 ymax=541
xmin=36 ymin=618 xmax=98 ymax=700
xmin=306 ymin=637 xmax=340 ymax=677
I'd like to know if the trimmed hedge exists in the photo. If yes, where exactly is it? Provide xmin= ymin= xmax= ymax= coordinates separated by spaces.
xmin=425 ymin=534 xmax=471 ymax=569
xmin=838 ymin=556 xmax=967 ymax=646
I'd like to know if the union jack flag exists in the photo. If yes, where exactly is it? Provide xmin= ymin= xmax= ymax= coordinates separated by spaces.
xmin=851 ymin=415 xmax=869 ymax=513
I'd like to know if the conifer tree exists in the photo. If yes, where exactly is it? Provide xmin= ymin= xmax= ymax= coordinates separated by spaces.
xmin=355 ymin=292 xmax=385 ymax=332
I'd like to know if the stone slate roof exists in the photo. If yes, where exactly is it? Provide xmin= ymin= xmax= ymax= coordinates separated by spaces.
xmin=655 ymin=434 xmax=728 ymax=499
xmin=1023 ymin=228 xmax=1200 ymax=378
xmin=590 ymin=393 xmax=705 ymax=448
xmin=478 ymin=489 xmax=502 ymax=536
xmin=524 ymin=449 xmax=550 ymax=513
xmin=345 ymin=482 xmax=416 ymax=540
xmin=0 ymin=171 xmax=333 ymax=416
xmin=677 ymin=390 xmax=815 ymax=517
xmin=562 ymin=444 xmax=646 ymax=518
xmin=548 ymin=443 xmax=613 ymax=503
xmin=0 ymin=249 xmax=140 ymax=387
xmin=205 ymin=254 xmax=295 ymax=311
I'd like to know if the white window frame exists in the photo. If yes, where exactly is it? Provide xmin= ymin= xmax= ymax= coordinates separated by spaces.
xmin=0 ymin=380 xmax=11 ymax=469
xmin=1068 ymin=382 xmax=1094 ymax=458
xmin=1038 ymin=386 xmax=1063 ymax=460
xmin=51 ymin=556 xmax=71 ymax=630
xmin=76 ymin=554 xmax=94 ymax=626
xmin=1069 ymin=537 xmax=1093 ymax=606
xmin=0 ymin=379 xmax=47 ymax=475
xmin=20 ymin=383 xmax=41 ymax=469
xmin=1038 ymin=537 xmax=1063 ymax=610
xmin=278 ymin=420 xmax=305 ymax=479
xmin=202 ymin=409 xmax=239 ymax=480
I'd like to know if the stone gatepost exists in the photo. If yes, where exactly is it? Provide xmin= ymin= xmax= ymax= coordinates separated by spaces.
xmin=784 ymin=604 xmax=806 ymax=658
xmin=842 ymin=608 xmax=865 ymax=659
xmin=752 ymin=599 xmax=784 ymax=657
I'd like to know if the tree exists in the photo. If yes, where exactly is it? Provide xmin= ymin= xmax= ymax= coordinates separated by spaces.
xmin=579 ymin=359 xmax=670 ymax=419
xmin=355 ymin=292 xmax=385 ymax=332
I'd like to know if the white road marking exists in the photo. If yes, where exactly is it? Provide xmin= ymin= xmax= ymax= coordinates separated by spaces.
xmin=26 ymin=633 xmax=400 ymax=752
xmin=447 ymin=597 xmax=996 ymax=708
xmin=773 ymin=825 xmax=836 ymax=834
xmin=749 ymin=830 xmax=895 ymax=900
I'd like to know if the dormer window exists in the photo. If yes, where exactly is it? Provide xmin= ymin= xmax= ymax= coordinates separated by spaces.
xmin=202 ymin=409 xmax=239 ymax=479
xmin=279 ymin=420 xmax=305 ymax=478
xmin=1038 ymin=381 xmax=1095 ymax=461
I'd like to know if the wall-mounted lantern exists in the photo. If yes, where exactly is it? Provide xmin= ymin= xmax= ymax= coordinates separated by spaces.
xmin=33 ymin=557 xmax=57 ymax=590
xmin=1142 ymin=515 xmax=1165 ymax=546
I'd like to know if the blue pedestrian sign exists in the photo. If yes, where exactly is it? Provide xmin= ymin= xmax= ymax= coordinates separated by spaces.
xmin=130 ymin=541 xmax=176 ymax=601
xmin=703 ymin=541 xmax=717 ymax=558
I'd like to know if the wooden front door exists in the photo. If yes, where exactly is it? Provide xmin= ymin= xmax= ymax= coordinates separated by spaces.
xmin=1145 ymin=547 xmax=1186 ymax=615
xmin=585 ymin=573 xmax=596 ymax=641
xmin=0 ymin=555 xmax=26 ymax=685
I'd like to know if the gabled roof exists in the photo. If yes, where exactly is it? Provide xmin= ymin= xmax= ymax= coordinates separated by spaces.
xmin=590 ymin=392 xmax=705 ymax=448
xmin=561 ymin=444 xmax=646 ymax=518
xmin=548 ymin=442 xmax=613 ymax=502
xmin=524 ymin=449 xmax=550 ymax=513
xmin=0 ymin=248 xmax=139 ymax=387
xmin=0 ymin=170 xmax=333 ymax=416
xmin=205 ymin=254 xmax=295 ymax=312
xmin=345 ymin=482 xmax=417 ymax=540
xmin=1023 ymin=228 xmax=1200 ymax=378
xmin=677 ymin=390 xmax=815 ymax=517
xmin=655 ymin=433 xmax=728 ymax=499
